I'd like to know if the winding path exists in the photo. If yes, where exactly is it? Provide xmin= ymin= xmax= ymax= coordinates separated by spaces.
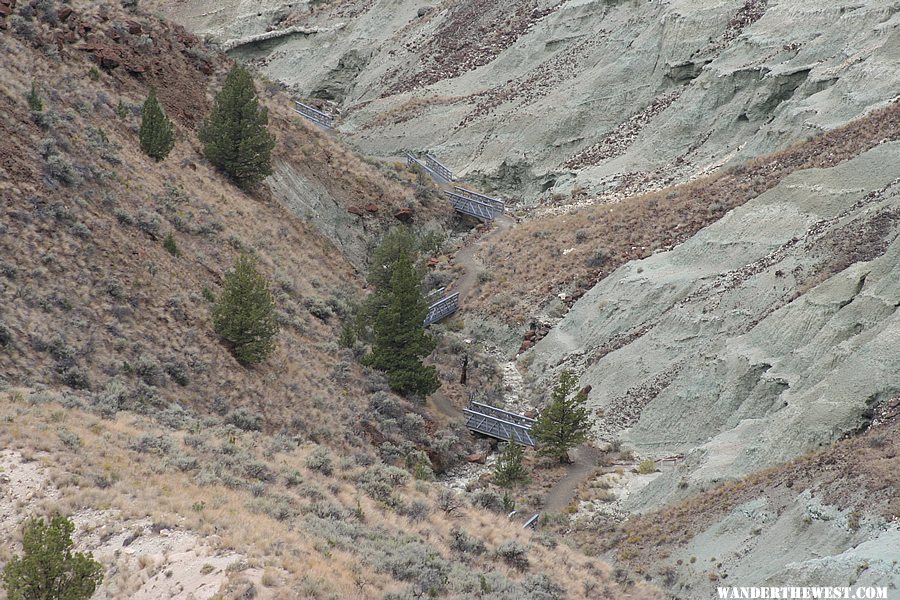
xmin=437 ymin=210 xmax=598 ymax=514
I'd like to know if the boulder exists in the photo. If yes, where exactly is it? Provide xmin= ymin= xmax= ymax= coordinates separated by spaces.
xmin=393 ymin=207 xmax=413 ymax=221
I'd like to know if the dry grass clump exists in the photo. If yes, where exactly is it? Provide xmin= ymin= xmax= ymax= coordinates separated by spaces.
xmin=0 ymin=390 xmax=662 ymax=599
xmin=472 ymin=99 xmax=900 ymax=323
xmin=365 ymin=95 xmax=465 ymax=128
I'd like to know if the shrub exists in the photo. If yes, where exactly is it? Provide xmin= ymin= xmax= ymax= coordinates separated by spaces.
xmin=375 ymin=541 xmax=450 ymax=596
xmin=199 ymin=64 xmax=275 ymax=188
xmin=449 ymin=528 xmax=485 ymax=556
xmin=162 ymin=233 xmax=180 ymax=257
xmin=0 ymin=321 xmax=11 ymax=348
xmin=225 ymin=407 xmax=263 ymax=432
xmin=495 ymin=541 xmax=529 ymax=571
xmin=305 ymin=446 xmax=334 ymax=476
xmin=637 ymin=459 xmax=656 ymax=475
xmin=139 ymin=87 xmax=175 ymax=161
xmin=135 ymin=209 xmax=161 ymax=237
xmin=213 ymin=254 xmax=279 ymax=366
xmin=129 ymin=434 xmax=173 ymax=454
xmin=359 ymin=463 xmax=410 ymax=503
xmin=163 ymin=360 xmax=189 ymax=386
xmin=471 ymin=490 xmax=504 ymax=513
xmin=25 ymin=81 xmax=43 ymax=112
xmin=494 ymin=442 xmax=529 ymax=488
xmin=2 ymin=515 xmax=103 ymax=600
xmin=134 ymin=354 xmax=161 ymax=386
xmin=60 ymin=367 xmax=91 ymax=390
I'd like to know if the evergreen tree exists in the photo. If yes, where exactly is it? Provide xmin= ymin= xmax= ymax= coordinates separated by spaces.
xmin=2 ymin=515 xmax=103 ymax=600
xmin=494 ymin=441 xmax=529 ymax=488
xmin=364 ymin=251 xmax=439 ymax=398
xmin=532 ymin=370 xmax=593 ymax=463
xmin=367 ymin=227 xmax=419 ymax=293
xmin=25 ymin=81 xmax=43 ymax=113
xmin=139 ymin=87 xmax=175 ymax=161
xmin=213 ymin=253 xmax=279 ymax=366
xmin=199 ymin=64 xmax=276 ymax=188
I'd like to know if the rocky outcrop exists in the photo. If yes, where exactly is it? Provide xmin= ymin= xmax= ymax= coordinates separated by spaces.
xmin=154 ymin=0 xmax=900 ymax=204
xmin=527 ymin=141 xmax=900 ymax=512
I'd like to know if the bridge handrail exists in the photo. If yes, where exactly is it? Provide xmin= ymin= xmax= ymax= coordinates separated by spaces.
xmin=295 ymin=101 xmax=335 ymax=128
xmin=426 ymin=154 xmax=454 ymax=182
xmin=445 ymin=191 xmax=500 ymax=213
xmin=453 ymin=186 xmax=505 ymax=211
xmin=463 ymin=409 xmax=534 ymax=433
xmin=470 ymin=401 xmax=536 ymax=424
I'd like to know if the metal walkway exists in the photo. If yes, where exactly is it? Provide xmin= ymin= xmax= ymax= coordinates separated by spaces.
xmin=424 ymin=292 xmax=460 ymax=326
xmin=463 ymin=401 xmax=537 ymax=446
xmin=406 ymin=153 xmax=454 ymax=184
xmin=406 ymin=153 xmax=506 ymax=221
xmin=294 ymin=101 xmax=335 ymax=129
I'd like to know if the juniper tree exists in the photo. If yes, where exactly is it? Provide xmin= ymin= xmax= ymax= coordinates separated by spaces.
xmin=199 ymin=64 xmax=276 ymax=188
xmin=213 ymin=253 xmax=279 ymax=366
xmin=494 ymin=441 xmax=529 ymax=488
xmin=364 ymin=250 xmax=439 ymax=398
xmin=25 ymin=81 xmax=43 ymax=113
xmin=2 ymin=515 xmax=103 ymax=600
xmin=532 ymin=370 xmax=593 ymax=463
xmin=139 ymin=86 xmax=175 ymax=161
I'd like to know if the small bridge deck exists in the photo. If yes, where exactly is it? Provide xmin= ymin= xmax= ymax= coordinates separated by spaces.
xmin=463 ymin=401 xmax=536 ymax=446
xmin=294 ymin=101 xmax=335 ymax=129
xmin=424 ymin=292 xmax=460 ymax=326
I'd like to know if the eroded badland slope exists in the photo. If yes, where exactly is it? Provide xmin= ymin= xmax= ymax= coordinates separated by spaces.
xmin=152 ymin=0 xmax=900 ymax=205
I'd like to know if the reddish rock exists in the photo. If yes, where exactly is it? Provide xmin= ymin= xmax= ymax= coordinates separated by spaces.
xmin=394 ymin=207 xmax=414 ymax=222
xmin=524 ymin=408 xmax=538 ymax=419
xmin=519 ymin=339 xmax=533 ymax=353
xmin=125 ymin=20 xmax=141 ymax=34
xmin=125 ymin=64 xmax=146 ymax=75
xmin=426 ymin=257 xmax=439 ymax=268
xmin=467 ymin=451 xmax=488 ymax=464
xmin=0 ymin=5 xmax=11 ymax=18
xmin=364 ymin=203 xmax=380 ymax=213
xmin=58 ymin=7 xmax=73 ymax=21
xmin=347 ymin=206 xmax=365 ymax=216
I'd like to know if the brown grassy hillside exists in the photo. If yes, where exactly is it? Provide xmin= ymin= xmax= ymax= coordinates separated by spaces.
xmin=471 ymin=100 xmax=900 ymax=324
xmin=0 ymin=2 xmax=664 ymax=597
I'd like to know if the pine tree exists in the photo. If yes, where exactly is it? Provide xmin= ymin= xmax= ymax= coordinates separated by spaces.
xmin=213 ymin=254 xmax=280 ymax=366
xmin=199 ymin=64 xmax=276 ymax=189
xmin=364 ymin=251 xmax=439 ymax=398
xmin=494 ymin=441 xmax=529 ymax=488
xmin=367 ymin=227 xmax=419 ymax=293
xmin=2 ymin=515 xmax=103 ymax=600
xmin=532 ymin=370 xmax=593 ymax=463
xmin=139 ymin=87 xmax=175 ymax=161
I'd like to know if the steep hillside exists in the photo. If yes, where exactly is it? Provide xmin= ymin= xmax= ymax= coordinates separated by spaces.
xmin=150 ymin=0 xmax=900 ymax=205
xmin=0 ymin=1 xmax=659 ymax=598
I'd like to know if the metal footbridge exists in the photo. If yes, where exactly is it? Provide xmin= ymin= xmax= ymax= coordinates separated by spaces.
xmin=294 ymin=101 xmax=335 ymax=129
xmin=424 ymin=292 xmax=460 ymax=326
xmin=463 ymin=401 xmax=537 ymax=446
xmin=406 ymin=153 xmax=506 ymax=221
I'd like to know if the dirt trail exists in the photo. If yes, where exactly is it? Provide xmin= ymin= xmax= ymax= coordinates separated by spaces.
xmin=451 ymin=213 xmax=516 ymax=302
xmin=543 ymin=445 xmax=603 ymax=514
xmin=437 ymin=212 xmax=601 ymax=514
